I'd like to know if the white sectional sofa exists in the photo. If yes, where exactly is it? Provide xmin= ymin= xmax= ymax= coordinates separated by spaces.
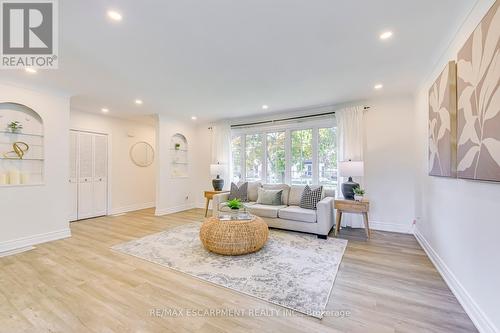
xmin=212 ymin=182 xmax=335 ymax=239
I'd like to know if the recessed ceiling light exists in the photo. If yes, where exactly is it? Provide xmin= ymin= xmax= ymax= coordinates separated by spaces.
xmin=191 ymin=116 xmax=197 ymax=120
xmin=25 ymin=68 xmax=37 ymax=74
xmin=135 ymin=99 xmax=143 ymax=105
xmin=101 ymin=108 xmax=109 ymax=113
xmin=262 ymin=105 xmax=269 ymax=110
xmin=379 ymin=31 xmax=393 ymax=40
xmin=374 ymin=84 xmax=383 ymax=90
xmin=107 ymin=10 xmax=122 ymax=21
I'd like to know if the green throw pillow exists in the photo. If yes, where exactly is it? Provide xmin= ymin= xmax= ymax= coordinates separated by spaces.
xmin=256 ymin=188 xmax=283 ymax=205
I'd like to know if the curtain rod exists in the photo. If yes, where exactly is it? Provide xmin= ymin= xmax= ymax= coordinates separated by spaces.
xmin=229 ymin=106 xmax=370 ymax=128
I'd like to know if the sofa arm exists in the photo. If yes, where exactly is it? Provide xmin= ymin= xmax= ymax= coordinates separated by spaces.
xmin=212 ymin=193 xmax=230 ymax=217
xmin=316 ymin=197 xmax=335 ymax=236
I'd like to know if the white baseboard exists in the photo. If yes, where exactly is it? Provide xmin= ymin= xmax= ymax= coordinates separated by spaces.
xmin=342 ymin=218 xmax=413 ymax=234
xmin=369 ymin=220 xmax=414 ymax=234
xmin=0 ymin=246 xmax=35 ymax=258
xmin=0 ymin=228 xmax=71 ymax=257
xmin=109 ymin=201 xmax=155 ymax=215
xmin=414 ymin=228 xmax=497 ymax=333
xmin=155 ymin=203 xmax=196 ymax=216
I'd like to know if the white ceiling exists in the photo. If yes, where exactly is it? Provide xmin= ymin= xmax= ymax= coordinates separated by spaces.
xmin=1 ymin=0 xmax=476 ymax=121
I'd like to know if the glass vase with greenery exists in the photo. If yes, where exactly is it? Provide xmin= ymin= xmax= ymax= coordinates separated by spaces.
xmin=7 ymin=121 xmax=23 ymax=133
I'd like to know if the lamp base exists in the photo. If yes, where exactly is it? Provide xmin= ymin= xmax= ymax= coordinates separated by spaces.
xmin=212 ymin=177 xmax=224 ymax=191
xmin=341 ymin=178 xmax=359 ymax=200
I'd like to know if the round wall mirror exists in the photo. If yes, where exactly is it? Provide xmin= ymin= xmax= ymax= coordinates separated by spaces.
xmin=130 ymin=142 xmax=154 ymax=167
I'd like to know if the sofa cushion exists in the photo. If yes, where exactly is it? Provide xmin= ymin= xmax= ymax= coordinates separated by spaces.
xmin=239 ymin=181 xmax=261 ymax=202
xmin=288 ymin=185 xmax=305 ymax=206
xmin=245 ymin=204 xmax=286 ymax=218
xmin=278 ymin=206 xmax=317 ymax=223
xmin=228 ymin=182 xmax=248 ymax=201
xmin=262 ymin=184 xmax=290 ymax=205
xmin=324 ymin=188 xmax=335 ymax=198
xmin=256 ymin=188 xmax=283 ymax=205
xmin=300 ymin=185 xmax=323 ymax=210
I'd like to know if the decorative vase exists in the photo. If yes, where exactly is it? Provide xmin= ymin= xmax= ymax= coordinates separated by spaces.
xmin=212 ymin=175 xmax=224 ymax=191
xmin=354 ymin=195 xmax=363 ymax=202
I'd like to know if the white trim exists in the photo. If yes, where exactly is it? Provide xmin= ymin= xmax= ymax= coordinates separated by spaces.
xmin=0 ymin=246 xmax=34 ymax=258
xmin=155 ymin=203 xmax=196 ymax=216
xmin=369 ymin=220 xmax=414 ymax=234
xmin=414 ymin=228 xmax=497 ymax=333
xmin=0 ymin=228 xmax=71 ymax=257
xmin=109 ymin=202 xmax=155 ymax=215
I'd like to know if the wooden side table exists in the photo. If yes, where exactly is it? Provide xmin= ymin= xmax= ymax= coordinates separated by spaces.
xmin=334 ymin=199 xmax=370 ymax=238
xmin=204 ymin=190 xmax=229 ymax=217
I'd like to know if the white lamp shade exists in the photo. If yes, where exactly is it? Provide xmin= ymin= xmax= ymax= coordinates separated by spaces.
xmin=339 ymin=160 xmax=364 ymax=177
xmin=210 ymin=163 xmax=225 ymax=176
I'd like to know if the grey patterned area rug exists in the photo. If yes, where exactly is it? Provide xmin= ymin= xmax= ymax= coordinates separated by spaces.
xmin=112 ymin=223 xmax=347 ymax=318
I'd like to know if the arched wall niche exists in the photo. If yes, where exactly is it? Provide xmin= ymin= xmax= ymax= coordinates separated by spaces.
xmin=0 ymin=102 xmax=45 ymax=186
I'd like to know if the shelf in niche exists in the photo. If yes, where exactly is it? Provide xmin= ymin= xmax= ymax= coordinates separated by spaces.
xmin=0 ymin=142 xmax=43 ymax=147
xmin=0 ymin=131 xmax=43 ymax=137
xmin=169 ymin=148 xmax=188 ymax=152
xmin=172 ymin=162 xmax=188 ymax=165
xmin=0 ymin=183 xmax=44 ymax=188
xmin=0 ymin=158 xmax=44 ymax=161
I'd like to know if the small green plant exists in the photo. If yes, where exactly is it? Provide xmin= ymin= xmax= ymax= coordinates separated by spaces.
xmin=353 ymin=187 xmax=365 ymax=196
xmin=175 ymin=143 xmax=181 ymax=150
xmin=7 ymin=121 xmax=23 ymax=133
xmin=227 ymin=198 xmax=243 ymax=210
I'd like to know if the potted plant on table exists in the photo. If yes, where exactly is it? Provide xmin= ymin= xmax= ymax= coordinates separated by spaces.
xmin=353 ymin=187 xmax=365 ymax=202
xmin=227 ymin=198 xmax=243 ymax=218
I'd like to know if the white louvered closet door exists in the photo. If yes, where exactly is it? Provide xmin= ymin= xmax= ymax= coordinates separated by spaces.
xmin=77 ymin=132 xmax=95 ymax=219
xmin=69 ymin=131 xmax=79 ymax=221
xmin=92 ymin=134 xmax=108 ymax=217
xmin=71 ymin=131 xmax=108 ymax=220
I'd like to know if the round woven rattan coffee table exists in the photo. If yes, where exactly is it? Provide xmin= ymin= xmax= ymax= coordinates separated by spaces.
xmin=200 ymin=215 xmax=269 ymax=255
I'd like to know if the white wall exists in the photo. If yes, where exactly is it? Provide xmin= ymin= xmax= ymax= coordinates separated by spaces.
xmin=414 ymin=0 xmax=499 ymax=332
xmin=0 ymin=82 xmax=71 ymax=255
xmin=70 ymin=110 xmax=156 ymax=214
xmin=364 ymin=96 xmax=416 ymax=233
xmin=155 ymin=115 xmax=200 ymax=215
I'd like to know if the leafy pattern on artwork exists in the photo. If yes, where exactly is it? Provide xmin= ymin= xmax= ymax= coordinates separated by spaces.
xmin=429 ymin=61 xmax=457 ymax=177
xmin=457 ymin=1 xmax=500 ymax=181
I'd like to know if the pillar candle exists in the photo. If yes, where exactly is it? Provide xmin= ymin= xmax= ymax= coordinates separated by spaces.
xmin=0 ymin=173 xmax=7 ymax=185
xmin=9 ymin=169 xmax=20 ymax=185
xmin=21 ymin=173 xmax=30 ymax=185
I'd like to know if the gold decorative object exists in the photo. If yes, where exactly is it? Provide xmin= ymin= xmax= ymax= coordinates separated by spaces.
xmin=200 ymin=215 xmax=269 ymax=255
xmin=3 ymin=142 xmax=29 ymax=159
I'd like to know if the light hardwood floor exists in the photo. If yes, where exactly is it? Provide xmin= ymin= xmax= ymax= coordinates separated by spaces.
xmin=0 ymin=209 xmax=476 ymax=333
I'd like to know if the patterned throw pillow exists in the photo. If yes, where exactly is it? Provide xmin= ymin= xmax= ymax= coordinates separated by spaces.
xmin=228 ymin=182 xmax=248 ymax=201
xmin=256 ymin=188 xmax=283 ymax=205
xmin=299 ymin=185 xmax=323 ymax=210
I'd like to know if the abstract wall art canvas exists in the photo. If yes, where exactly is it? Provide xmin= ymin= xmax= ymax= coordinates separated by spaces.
xmin=456 ymin=1 xmax=500 ymax=182
xmin=429 ymin=61 xmax=457 ymax=177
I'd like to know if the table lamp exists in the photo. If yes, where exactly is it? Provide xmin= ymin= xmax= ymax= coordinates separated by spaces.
xmin=339 ymin=160 xmax=364 ymax=200
xmin=210 ymin=163 xmax=225 ymax=191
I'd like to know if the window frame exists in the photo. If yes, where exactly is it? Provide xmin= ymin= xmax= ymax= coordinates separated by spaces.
xmin=231 ymin=117 xmax=336 ymax=186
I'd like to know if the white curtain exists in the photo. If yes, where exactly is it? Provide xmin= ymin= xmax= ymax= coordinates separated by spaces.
xmin=211 ymin=122 xmax=232 ymax=190
xmin=336 ymin=106 xmax=365 ymax=228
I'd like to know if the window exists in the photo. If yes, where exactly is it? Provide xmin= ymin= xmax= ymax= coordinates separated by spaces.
xmin=266 ymin=132 xmax=285 ymax=183
xmin=231 ymin=135 xmax=243 ymax=183
xmin=230 ymin=118 xmax=337 ymax=188
xmin=245 ymin=133 xmax=264 ymax=182
xmin=291 ymin=129 xmax=313 ymax=185
xmin=318 ymin=127 xmax=337 ymax=187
